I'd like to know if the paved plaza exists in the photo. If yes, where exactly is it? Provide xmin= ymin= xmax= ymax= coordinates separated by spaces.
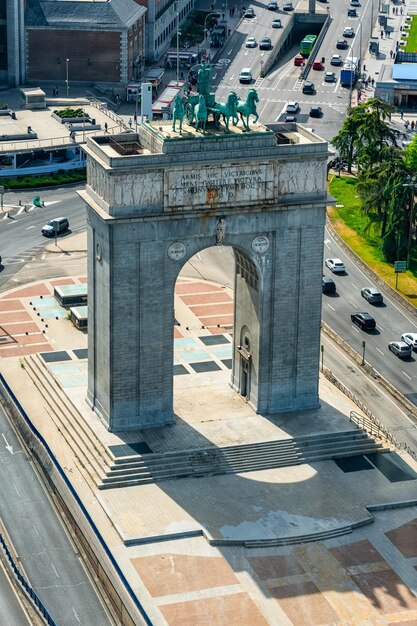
xmin=1 ymin=234 xmax=417 ymax=624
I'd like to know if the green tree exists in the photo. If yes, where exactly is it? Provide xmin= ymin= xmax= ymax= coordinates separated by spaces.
xmin=331 ymin=107 xmax=364 ymax=173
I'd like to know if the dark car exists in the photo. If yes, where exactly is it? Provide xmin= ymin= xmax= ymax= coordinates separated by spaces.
xmin=302 ymin=81 xmax=315 ymax=95
xmin=336 ymin=39 xmax=349 ymax=49
xmin=347 ymin=8 xmax=357 ymax=16
xmin=244 ymin=7 xmax=255 ymax=17
xmin=268 ymin=1 xmax=278 ymax=9
xmin=351 ymin=312 xmax=376 ymax=330
xmin=361 ymin=287 xmax=383 ymax=304
xmin=259 ymin=37 xmax=272 ymax=50
xmin=309 ymin=105 xmax=322 ymax=118
xmin=322 ymin=277 xmax=336 ymax=294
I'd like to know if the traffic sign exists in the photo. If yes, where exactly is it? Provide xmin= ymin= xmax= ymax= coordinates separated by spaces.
xmin=394 ymin=261 xmax=407 ymax=273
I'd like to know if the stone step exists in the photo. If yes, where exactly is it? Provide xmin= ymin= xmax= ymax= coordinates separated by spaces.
xmin=99 ymin=442 xmax=389 ymax=488
xmin=111 ymin=431 xmax=369 ymax=469
xmin=33 ymin=354 xmax=114 ymax=468
xmin=243 ymin=525 xmax=353 ymax=548
xmin=24 ymin=355 xmax=108 ymax=485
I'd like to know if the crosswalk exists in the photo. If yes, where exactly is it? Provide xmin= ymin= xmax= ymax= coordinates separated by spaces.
xmin=3 ymin=243 xmax=44 ymax=266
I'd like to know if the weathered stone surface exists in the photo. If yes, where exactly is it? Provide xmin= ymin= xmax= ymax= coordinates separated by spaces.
xmin=81 ymin=121 xmax=329 ymax=431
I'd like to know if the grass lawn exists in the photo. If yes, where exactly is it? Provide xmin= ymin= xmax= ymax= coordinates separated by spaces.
xmin=328 ymin=175 xmax=417 ymax=304
xmin=403 ymin=16 xmax=417 ymax=52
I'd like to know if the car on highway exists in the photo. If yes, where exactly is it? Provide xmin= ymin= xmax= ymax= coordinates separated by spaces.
xmin=283 ymin=2 xmax=294 ymax=10
xmin=350 ymin=0 xmax=360 ymax=5
xmin=401 ymin=332 xmax=417 ymax=350
xmin=388 ymin=341 xmax=412 ymax=358
xmin=246 ymin=36 xmax=257 ymax=47
xmin=347 ymin=8 xmax=357 ymax=16
xmin=239 ymin=68 xmax=252 ymax=83
xmin=336 ymin=40 xmax=349 ymax=49
xmin=351 ymin=312 xmax=376 ymax=330
xmin=244 ymin=7 xmax=255 ymax=17
xmin=343 ymin=26 xmax=355 ymax=37
xmin=322 ymin=276 xmax=336 ymax=294
xmin=41 ymin=216 xmax=69 ymax=237
xmin=272 ymin=18 xmax=282 ymax=27
xmin=361 ymin=287 xmax=383 ymax=304
xmin=312 ymin=59 xmax=324 ymax=70
xmin=309 ymin=105 xmax=322 ymax=117
xmin=330 ymin=54 xmax=343 ymax=65
xmin=294 ymin=54 xmax=304 ymax=66
xmin=302 ymin=81 xmax=315 ymax=94
xmin=324 ymin=71 xmax=336 ymax=82
xmin=259 ymin=37 xmax=272 ymax=50
xmin=325 ymin=258 xmax=345 ymax=273
xmin=268 ymin=1 xmax=278 ymax=9
xmin=286 ymin=101 xmax=299 ymax=113
xmin=285 ymin=114 xmax=297 ymax=122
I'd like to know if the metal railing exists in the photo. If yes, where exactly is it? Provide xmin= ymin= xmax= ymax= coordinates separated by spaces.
xmin=350 ymin=409 xmax=417 ymax=461
xmin=0 ymin=530 xmax=57 ymax=625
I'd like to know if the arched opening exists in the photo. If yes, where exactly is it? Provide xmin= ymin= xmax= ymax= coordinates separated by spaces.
xmin=173 ymin=244 xmax=261 ymax=416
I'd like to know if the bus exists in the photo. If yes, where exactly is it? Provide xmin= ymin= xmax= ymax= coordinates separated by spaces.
xmin=300 ymin=35 xmax=317 ymax=57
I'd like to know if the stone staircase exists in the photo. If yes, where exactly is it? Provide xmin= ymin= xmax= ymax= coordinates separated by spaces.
xmin=100 ymin=430 xmax=390 ymax=490
xmin=23 ymin=353 xmax=391 ymax=492
xmin=24 ymin=354 xmax=113 ymax=487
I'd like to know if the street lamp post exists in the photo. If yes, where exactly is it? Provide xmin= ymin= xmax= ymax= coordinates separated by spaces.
xmin=204 ymin=12 xmax=220 ymax=48
xmin=66 ymin=58 xmax=69 ymax=97
xmin=361 ymin=340 xmax=366 ymax=366
xmin=403 ymin=175 xmax=417 ymax=268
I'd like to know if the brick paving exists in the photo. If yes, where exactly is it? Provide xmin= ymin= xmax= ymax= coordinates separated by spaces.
xmin=2 ymin=271 xmax=417 ymax=625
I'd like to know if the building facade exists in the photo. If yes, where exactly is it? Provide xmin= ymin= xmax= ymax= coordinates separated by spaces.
xmin=1 ymin=0 xmax=25 ymax=86
xmin=25 ymin=0 xmax=146 ymax=85
xmin=135 ymin=0 xmax=194 ymax=63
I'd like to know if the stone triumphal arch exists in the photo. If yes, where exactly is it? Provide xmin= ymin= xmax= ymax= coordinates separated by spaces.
xmin=81 ymin=118 xmax=329 ymax=432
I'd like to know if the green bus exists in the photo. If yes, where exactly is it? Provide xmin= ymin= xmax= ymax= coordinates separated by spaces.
xmin=300 ymin=35 xmax=317 ymax=57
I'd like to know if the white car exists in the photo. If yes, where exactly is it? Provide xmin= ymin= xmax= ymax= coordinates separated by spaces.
xmin=286 ymin=101 xmax=299 ymax=113
xmin=325 ymin=258 xmax=345 ymax=273
xmin=343 ymin=26 xmax=355 ymax=37
xmin=401 ymin=332 xmax=417 ymax=350
xmin=330 ymin=54 xmax=343 ymax=66
xmin=245 ymin=36 xmax=257 ymax=48
xmin=239 ymin=68 xmax=252 ymax=83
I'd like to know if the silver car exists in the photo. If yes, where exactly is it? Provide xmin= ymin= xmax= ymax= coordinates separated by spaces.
xmin=388 ymin=341 xmax=412 ymax=358
xmin=361 ymin=287 xmax=383 ymax=304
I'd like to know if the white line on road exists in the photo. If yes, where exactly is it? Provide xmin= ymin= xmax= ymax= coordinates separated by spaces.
xmin=327 ymin=303 xmax=335 ymax=311
xmin=378 ymin=324 xmax=385 ymax=331
xmin=351 ymin=325 xmax=360 ymax=332
xmin=321 ymin=336 xmax=414 ymax=423
xmin=14 ymin=483 xmax=20 ymax=497
xmin=351 ymin=282 xmax=358 ymax=289
xmin=72 ymin=607 xmax=80 ymax=623
xmin=25 ymin=225 xmax=35 ymax=230
xmin=402 ymin=371 xmax=412 ymax=380
xmin=348 ymin=300 xmax=357 ymax=307
xmin=376 ymin=348 xmax=384 ymax=355
xmin=51 ymin=562 xmax=59 ymax=578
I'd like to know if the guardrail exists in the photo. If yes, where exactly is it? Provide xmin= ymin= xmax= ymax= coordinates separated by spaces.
xmin=0 ymin=372 xmax=153 ymax=626
xmin=0 ymin=530 xmax=57 ymax=625
xmin=300 ymin=13 xmax=332 ymax=81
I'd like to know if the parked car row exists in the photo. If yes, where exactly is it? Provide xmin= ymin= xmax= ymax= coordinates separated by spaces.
xmin=323 ymin=258 xmax=416 ymax=360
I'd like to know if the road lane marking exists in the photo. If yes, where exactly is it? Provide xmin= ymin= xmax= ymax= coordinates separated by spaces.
xmin=321 ymin=335 xmax=414 ymax=422
xmin=351 ymin=282 xmax=358 ymax=288
xmin=402 ymin=371 xmax=412 ymax=380
xmin=51 ymin=562 xmax=59 ymax=578
xmin=351 ymin=325 xmax=360 ymax=332
xmin=348 ymin=300 xmax=357 ymax=307
xmin=327 ymin=303 xmax=335 ymax=311
xmin=378 ymin=324 xmax=384 ymax=331
xmin=376 ymin=348 xmax=384 ymax=355
xmin=14 ymin=483 xmax=20 ymax=496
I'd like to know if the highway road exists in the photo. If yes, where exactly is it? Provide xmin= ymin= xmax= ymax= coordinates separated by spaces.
xmin=0 ymin=560 xmax=31 ymax=625
xmin=0 ymin=186 xmax=86 ymax=290
xmin=213 ymin=0 xmax=380 ymax=140
xmin=0 ymin=402 xmax=113 ymax=626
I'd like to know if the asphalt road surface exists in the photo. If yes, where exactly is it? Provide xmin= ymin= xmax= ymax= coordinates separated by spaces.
xmin=214 ymin=0 xmax=380 ymax=140
xmin=0 ymin=403 xmax=112 ymax=626
xmin=0 ymin=561 xmax=31 ymax=626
